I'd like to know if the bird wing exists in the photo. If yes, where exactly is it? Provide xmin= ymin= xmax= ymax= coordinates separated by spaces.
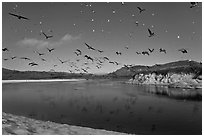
xmin=9 ymin=13 xmax=19 ymax=18
xmin=137 ymin=7 xmax=142 ymax=10
xmin=20 ymin=15 xmax=29 ymax=20
xmin=148 ymin=29 xmax=152 ymax=34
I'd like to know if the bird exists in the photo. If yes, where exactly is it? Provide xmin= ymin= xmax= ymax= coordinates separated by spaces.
xmin=97 ymin=49 xmax=104 ymax=53
xmin=190 ymin=2 xmax=198 ymax=8
xmin=3 ymin=58 xmax=9 ymax=61
xmin=148 ymin=28 xmax=155 ymax=37
xmin=84 ymin=55 xmax=94 ymax=62
xmin=20 ymin=57 xmax=31 ymax=60
xmin=28 ymin=62 xmax=38 ymax=66
xmin=116 ymin=51 xmax=122 ymax=55
xmin=76 ymin=49 xmax=82 ymax=55
xmin=2 ymin=48 xmax=9 ymax=52
xmin=74 ymin=51 xmax=81 ymax=56
xmin=109 ymin=61 xmax=115 ymax=64
xmin=41 ymin=58 xmax=46 ymax=61
xmin=47 ymin=48 xmax=55 ymax=53
xmin=103 ymin=56 xmax=109 ymax=61
xmin=8 ymin=12 xmax=29 ymax=20
xmin=136 ymin=51 xmax=141 ymax=55
xmin=42 ymin=31 xmax=53 ymax=39
xmin=178 ymin=48 xmax=188 ymax=54
xmin=85 ymin=43 xmax=95 ymax=50
xmin=53 ymin=64 xmax=58 ymax=67
xmin=148 ymin=48 xmax=154 ymax=53
xmin=81 ymin=68 xmax=88 ymax=73
xmin=137 ymin=7 xmax=145 ymax=13
xmin=159 ymin=48 xmax=167 ymax=54
xmin=57 ymin=58 xmax=68 ymax=64
xmin=34 ymin=50 xmax=45 ymax=56
xmin=142 ymin=51 xmax=150 ymax=56
xmin=114 ymin=61 xmax=120 ymax=65
xmin=11 ymin=56 xmax=17 ymax=60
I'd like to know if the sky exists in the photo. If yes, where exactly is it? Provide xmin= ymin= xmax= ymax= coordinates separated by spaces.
xmin=2 ymin=2 xmax=202 ymax=74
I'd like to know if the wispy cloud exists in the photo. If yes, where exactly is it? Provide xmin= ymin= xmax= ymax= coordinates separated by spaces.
xmin=18 ymin=33 xmax=81 ymax=48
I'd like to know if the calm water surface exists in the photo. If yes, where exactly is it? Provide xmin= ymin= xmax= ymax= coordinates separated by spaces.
xmin=2 ymin=79 xmax=202 ymax=134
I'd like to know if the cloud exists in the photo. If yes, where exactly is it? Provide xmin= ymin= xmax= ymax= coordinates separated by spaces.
xmin=18 ymin=38 xmax=49 ymax=48
xmin=18 ymin=33 xmax=81 ymax=48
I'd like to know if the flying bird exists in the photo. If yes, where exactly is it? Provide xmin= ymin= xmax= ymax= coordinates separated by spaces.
xmin=148 ymin=28 xmax=155 ymax=37
xmin=20 ymin=57 xmax=31 ymax=60
xmin=190 ymin=2 xmax=198 ymax=8
xmin=34 ymin=50 xmax=45 ymax=56
xmin=42 ymin=32 xmax=53 ymax=39
xmin=136 ymin=51 xmax=141 ymax=55
xmin=114 ymin=61 xmax=120 ymax=65
xmin=28 ymin=62 xmax=38 ymax=66
xmin=85 ymin=43 xmax=96 ymax=50
xmin=47 ymin=48 xmax=55 ymax=53
xmin=74 ymin=51 xmax=81 ymax=56
xmin=76 ymin=49 xmax=82 ymax=54
xmin=148 ymin=48 xmax=154 ymax=53
xmin=116 ymin=51 xmax=122 ymax=55
xmin=84 ymin=55 xmax=94 ymax=62
xmin=97 ymin=49 xmax=104 ymax=53
xmin=2 ymin=48 xmax=9 ymax=52
xmin=159 ymin=48 xmax=167 ymax=54
xmin=142 ymin=51 xmax=150 ymax=56
xmin=57 ymin=58 xmax=68 ymax=64
xmin=178 ymin=48 xmax=188 ymax=54
xmin=137 ymin=7 xmax=145 ymax=13
xmin=11 ymin=56 xmax=17 ymax=60
xmin=8 ymin=12 xmax=29 ymax=20
xmin=103 ymin=56 xmax=109 ymax=61
xmin=41 ymin=58 xmax=46 ymax=61
xmin=3 ymin=58 xmax=9 ymax=61
xmin=109 ymin=61 xmax=115 ymax=64
xmin=81 ymin=68 xmax=88 ymax=73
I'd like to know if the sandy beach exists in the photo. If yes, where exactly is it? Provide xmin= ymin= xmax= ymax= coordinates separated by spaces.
xmin=2 ymin=79 xmax=86 ymax=83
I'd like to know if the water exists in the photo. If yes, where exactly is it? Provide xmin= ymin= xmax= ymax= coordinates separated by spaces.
xmin=2 ymin=79 xmax=202 ymax=135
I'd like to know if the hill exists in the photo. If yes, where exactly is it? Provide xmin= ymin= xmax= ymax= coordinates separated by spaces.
xmin=2 ymin=68 xmax=92 ymax=80
xmin=108 ymin=60 xmax=202 ymax=78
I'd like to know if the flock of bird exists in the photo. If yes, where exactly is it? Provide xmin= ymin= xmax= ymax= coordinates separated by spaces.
xmin=3 ymin=2 xmax=198 ymax=73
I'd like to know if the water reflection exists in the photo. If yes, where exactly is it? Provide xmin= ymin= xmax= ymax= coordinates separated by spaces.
xmin=2 ymin=80 xmax=202 ymax=135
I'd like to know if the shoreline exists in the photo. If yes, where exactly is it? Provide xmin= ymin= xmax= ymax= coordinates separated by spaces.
xmin=2 ymin=112 xmax=126 ymax=135
xmin=2 ymin=79 xmax=87 ymax=83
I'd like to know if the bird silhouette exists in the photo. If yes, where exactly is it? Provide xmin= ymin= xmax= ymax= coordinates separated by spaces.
xmin=81 ymin=68 xmax=88 ymax=73
xmin=84 ymin=55 xmax=94 ymax=62
xmin=47 ymin=48 xmax=55 ymax=53
xmin=74 ymin=51 xmax=81 ymax=56
xmin=109 ymin=61 xmax=115 ymax=64
xmin=41 ymin=58 xmax=46 ymax=61
xmin=20 ymin=57 xmax=31 ymax=60
xmin=76 ymin=49 xmax=82 ymax=55
xmin=57 ymin=57 xmax=68 ymax=64
xmin=148 ymin=48 xmax=154 ymax=53
xmin=136 ymin=51 xmax=141 ymax=55
xmin=103 ymin=56 xmax=109 ymax=61
xmin=2 ymin=48 xmax=9 ymax=52
xmin=190 ymin=2 xmax=198 ymax=8
xmin=148 ymin=28 xmax=155 ymax=37
xmin=28 ymin=62 xmax=38 ymax=66
xmin=114 ymin=61 xmax=120 ymax=65
xmin=137 ymin=7 xmax=145 ymax=13
xmin=34 ymin=50 xmax=45 ymax=56
xmin=85 ymin=43 xmax=95 ymax=50
xmin=116 ymin=51 xmax=122 ymax=55
xmin=11 ymin=56 xmax=17 ymax=60
xmin=3 ymin=58 xmax=9 ymax=61
xmin=159 ymin=48 xmax=167 ymax=54
xmin=8 ymin=12 xmax=29 ymax=20
xmin=178 ymin=48 xmax=188 ymax=54
xmin=142 ymin=51 xmax=150 ymax=56
xmin=97 ymin=49 xmax=104 ymax=53
xmin=42 ymin=32 xmax=53 ymax=39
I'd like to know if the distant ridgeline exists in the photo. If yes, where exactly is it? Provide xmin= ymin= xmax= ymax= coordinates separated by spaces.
xmin=2 ymin=60 xmax=202 ymax=81
xmin=108 ymin=60 xmax=202 ymax=78
xmin=2 ymin=68 xmax=93 ymax=80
